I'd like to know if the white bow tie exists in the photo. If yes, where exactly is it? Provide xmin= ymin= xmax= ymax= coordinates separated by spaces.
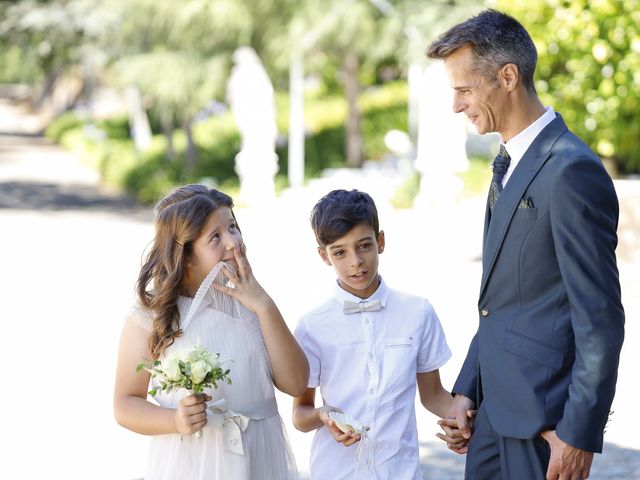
xmin=343 ymin=299 xmax=382 ymax=314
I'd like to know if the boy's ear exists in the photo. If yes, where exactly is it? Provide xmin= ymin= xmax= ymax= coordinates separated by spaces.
xmin=377 ymin=230 xmax=385 ymax=254
xmin=317 ymin=246 xmax=332 ymax=266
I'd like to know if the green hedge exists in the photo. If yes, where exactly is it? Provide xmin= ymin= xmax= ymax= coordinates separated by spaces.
xmin=47 ymin=81 xmax=410 ymax=203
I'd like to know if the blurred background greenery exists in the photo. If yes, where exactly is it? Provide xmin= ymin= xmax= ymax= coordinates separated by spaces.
xmin=1 ymin=0 xmax=638 ymax=204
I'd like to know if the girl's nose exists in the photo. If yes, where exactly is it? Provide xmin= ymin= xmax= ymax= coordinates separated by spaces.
xmin=224 ymin=233 xmax=241 ymax=250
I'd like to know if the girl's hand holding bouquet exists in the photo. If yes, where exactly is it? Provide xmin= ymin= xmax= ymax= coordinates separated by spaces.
xmin=137 ymin=345 xmax=232 ymax=437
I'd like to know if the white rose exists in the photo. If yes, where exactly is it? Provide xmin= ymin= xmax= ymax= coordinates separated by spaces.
xmin=162 ymin=356 xmax=183 ymax=382
xmin=190 ymin=360 xmax=210 ymax=385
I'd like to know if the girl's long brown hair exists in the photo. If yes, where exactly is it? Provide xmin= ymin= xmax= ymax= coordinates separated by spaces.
xmin=137 ymin=184 xmax=235 ymax=359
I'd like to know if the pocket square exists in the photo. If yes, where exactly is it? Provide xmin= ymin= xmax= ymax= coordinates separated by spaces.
xmin=518 ymin=197 xmax=534 ymax=208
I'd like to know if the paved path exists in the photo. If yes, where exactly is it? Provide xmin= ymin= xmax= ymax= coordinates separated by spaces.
xmin=1 ymin=99 xmax=638 ymax=479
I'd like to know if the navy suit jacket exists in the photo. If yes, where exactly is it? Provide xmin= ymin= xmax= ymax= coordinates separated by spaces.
xmin=453 ymin=114 xmax=625 ymax=453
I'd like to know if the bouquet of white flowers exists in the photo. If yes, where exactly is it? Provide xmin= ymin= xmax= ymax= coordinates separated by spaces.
xmin=137 ymin=345 xmax=232 ymax=438
xmin=137 ymin=345 xmax=232 ymax=397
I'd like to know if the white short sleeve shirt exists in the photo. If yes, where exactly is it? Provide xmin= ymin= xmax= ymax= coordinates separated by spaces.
xmin=294 ymin=278 xmax=452 ymax=479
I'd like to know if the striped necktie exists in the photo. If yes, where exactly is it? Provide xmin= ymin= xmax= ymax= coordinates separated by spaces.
xmin=489 ymin=144 xmax=511 ymax=212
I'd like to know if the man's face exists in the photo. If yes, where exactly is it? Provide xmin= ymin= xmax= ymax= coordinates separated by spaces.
xmin=444 ymin=45 xmax=506 ymax=136
xmin=318 ymin=223 xmax=385 ymax=299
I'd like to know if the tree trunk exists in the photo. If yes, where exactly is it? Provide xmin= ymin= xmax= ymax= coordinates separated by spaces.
xmin=33 ymin=69 xmax=60 ymax=111
xmin=183 ymin=116 xmax=198 ymax=170
xmin=343 ymin=49 xmax=363 ymax=167
xmin=161 ymin=109 xmax=175 ymax=163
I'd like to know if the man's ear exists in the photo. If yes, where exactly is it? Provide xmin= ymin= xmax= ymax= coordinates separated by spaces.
xmin=500 ymin=63 xmax=519 ymax=92
xmin=377 ymin=230 xmax=385 ymax=254
xmin=317 ymin=246 xmax=332 ymax=266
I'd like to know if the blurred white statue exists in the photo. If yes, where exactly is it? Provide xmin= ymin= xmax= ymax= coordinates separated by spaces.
xmin=227 ymin=47 xmax=279 ymax=206
xmin=414 ymin=61 xmax=469 ymax=209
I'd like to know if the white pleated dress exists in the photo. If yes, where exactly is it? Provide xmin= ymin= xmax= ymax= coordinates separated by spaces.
xmin=130 ymin=263 xmax=298 ymax=480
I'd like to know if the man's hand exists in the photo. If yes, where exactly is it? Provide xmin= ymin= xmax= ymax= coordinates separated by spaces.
xmin=541 ymin=430 xmax=594 ymax=480
xmin=437 ymin=409 xmax=476 ymax=453
xmin=447 ymin=394 xmax=475 ymax=439
xmin=436 ymin=394 xmax=475 ymax=454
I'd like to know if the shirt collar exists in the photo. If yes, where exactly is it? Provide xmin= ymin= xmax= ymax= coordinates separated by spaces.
xmin=502 ymin=106 xmax=556 ymax=164
xmin=333 ymin=276 xmax=389 ymax=310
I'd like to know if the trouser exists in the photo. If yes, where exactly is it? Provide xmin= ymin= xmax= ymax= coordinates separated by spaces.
xmin=465 ymin=403 xmax=551 ymax=480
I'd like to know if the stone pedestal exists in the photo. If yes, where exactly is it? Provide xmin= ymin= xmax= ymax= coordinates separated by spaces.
xmin=414 ymin=61 xmax=469 ymax=210
xmin=234 ymin=149 xmax=278 ymax=207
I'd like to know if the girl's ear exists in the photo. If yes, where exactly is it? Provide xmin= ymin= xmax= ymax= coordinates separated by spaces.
xmin=377 ymin=230 xmax=385 ymax=254
xmin=317 ymin=247 xmax=332 ymax=266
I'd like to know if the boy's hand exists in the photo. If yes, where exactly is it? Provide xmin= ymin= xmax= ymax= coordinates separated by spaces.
xmin=319 ymin=406 xmax=361 ymax=447
xmin=436 ymin=409 xmax=476 ymax=454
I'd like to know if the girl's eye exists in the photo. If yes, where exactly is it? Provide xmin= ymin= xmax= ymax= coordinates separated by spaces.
xmin=229 ymin=223 xmax=237 ymax=231
xmin=333 ymin=250 xmax=345 ymax=257
xmin=359 ymin=243 xmax=372 ymax=250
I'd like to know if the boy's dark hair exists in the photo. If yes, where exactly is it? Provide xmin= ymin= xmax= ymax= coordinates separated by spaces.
xmin=310 ymin=189 xmax=380 ymax=247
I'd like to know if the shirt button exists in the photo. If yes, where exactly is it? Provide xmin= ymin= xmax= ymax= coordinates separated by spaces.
xmin=368 ymin=353 xmax=373 ymax=359
xmin=480 ymin=308 xmax=489 ymax=317
xmin=368 ymin=388 xmax=374 ymax=395
xmin=364 ymin=318 xmax=370 ymax=324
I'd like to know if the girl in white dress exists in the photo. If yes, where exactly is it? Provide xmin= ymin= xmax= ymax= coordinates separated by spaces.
xmin=114 ymin=184 xmax=308 ymax=479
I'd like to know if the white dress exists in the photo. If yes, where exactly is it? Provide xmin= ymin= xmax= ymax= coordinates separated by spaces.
xmin=130 ymin=263 xmax=298 ymax=480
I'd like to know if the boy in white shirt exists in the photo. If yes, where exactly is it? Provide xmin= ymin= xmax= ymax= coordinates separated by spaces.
xmin=293 ymin=189 xmax=469 ymax=479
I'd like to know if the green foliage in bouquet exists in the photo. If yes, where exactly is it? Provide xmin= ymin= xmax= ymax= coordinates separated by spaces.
xmin=137 ymin=345 xmax=232 ymax=396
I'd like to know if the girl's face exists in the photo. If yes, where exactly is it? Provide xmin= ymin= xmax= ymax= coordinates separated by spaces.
xmin=183 ymin=206 xmax=242 ymax=296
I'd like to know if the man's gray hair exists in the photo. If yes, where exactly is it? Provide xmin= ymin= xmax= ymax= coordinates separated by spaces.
xmin=426 ymin=9 xmax=538 ymax=94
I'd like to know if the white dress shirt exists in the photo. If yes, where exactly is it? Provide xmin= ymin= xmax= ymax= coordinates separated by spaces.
xmin=502 ymin=106 xmax=556 ymax=186
xmin=295 ymin=278 xmax=451 ymax=479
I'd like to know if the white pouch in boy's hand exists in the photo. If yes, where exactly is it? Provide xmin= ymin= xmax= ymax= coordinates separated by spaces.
xmin=328 ymin=412 xmax=372 ymax=470
xmin=328 ymin=412 xmax=365 ymax=436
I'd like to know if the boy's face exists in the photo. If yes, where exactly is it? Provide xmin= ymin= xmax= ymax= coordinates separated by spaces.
xmin=318 ymin=223 xmax=385 ymax=299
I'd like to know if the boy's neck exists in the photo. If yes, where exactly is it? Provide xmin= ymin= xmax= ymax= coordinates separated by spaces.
xmin=338 ymin=274 xmax=381 ymax=299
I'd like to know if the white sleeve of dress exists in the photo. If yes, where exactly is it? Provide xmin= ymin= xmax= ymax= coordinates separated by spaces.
xmin=417 ymin=299 xmax=452 ymax=373
xmin=127 ymin=301 xmax=155 ymax=332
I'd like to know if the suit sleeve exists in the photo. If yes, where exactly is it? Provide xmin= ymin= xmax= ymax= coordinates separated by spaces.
xmin=452 ymin=331 xmax=480 ymax=405
xmin=550 ymin=156 xmax=625 ymax=453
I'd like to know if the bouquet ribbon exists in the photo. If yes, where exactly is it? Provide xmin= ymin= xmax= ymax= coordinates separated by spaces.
xmin=207 ymin=397 xmax=278 ymax=455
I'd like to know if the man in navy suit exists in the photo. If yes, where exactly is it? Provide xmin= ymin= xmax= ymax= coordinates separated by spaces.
xmin=427 ymin=10 xmax=625 ymax=480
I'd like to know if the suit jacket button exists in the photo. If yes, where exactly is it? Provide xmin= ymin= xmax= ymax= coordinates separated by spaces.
xmin=480 ymin=308 xmax=489 ymax=317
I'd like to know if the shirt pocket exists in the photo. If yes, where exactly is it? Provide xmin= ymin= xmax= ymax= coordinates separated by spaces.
xmin=382 ymin=337 xmax=415 ymax=390
xmin=385 ymin=337 xmax=414 ymax=349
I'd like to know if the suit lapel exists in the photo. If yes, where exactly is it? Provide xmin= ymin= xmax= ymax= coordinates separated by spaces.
xmin=479 ymin=114 xmax=568 ymax=298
